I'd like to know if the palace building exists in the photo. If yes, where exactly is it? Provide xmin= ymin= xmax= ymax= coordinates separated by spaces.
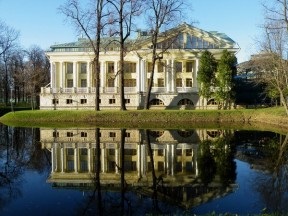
xmin=40 ymin=23 xmax=239 ymax=110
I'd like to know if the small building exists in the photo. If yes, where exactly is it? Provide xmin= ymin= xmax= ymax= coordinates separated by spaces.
xmin=40 ymin=23 xmax=239 ymax=110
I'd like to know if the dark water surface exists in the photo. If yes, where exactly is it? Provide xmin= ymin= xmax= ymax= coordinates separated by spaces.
xmin=0 ymin=125 xmax=287 ymax=215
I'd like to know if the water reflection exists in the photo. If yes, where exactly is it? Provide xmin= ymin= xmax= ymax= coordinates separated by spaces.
xmin=1 ymin=125 xmax=288 ymax=215
xmin=40 ymin=128 xmax=238 ymax=214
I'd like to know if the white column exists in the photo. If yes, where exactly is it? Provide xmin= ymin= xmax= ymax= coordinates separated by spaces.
xmin=87 ymin=61 xmax=91 ymax=88
xmin=101 ymin=148 xmax=105 ymax=172
xmin=61 ymin=147 xmax=64 ymax=173
xmin=51 ymin=146 xmax=55 ymax=173
xmin=171 ymin=59 xmax=175 ymax=93
xmin=115 ymin=61 xmax=119 ymax=89
xmin=137 ymin=144 xmax=141 ymax=178
xmin=115 ymin=148 xmax=119 ymax=174
xmin=73 ymin=61 xmax=78 ymax=87
xmin=58 ymin=62 xmax=62 ymax=88
xmin=62 ymin=62 xmax=66 ymax=88
xmin=136 ymin=58 xmax=141 ymax=92
xmin=194 ymin=59 xmax=199 ymax=88
xmin=100 ymin=61 xmax=105 ymax=90
xmin=141 ymin=60 xmax=146 ymax=92
xmin=74 ymin=147 xmax=78 ymax=173
xmin=50 ymin=61 xmax=55 ymax=88
xmin=166 ymin=59 xmax=170 ymax=92
xmin=88 ymin=147 xmax=91 ymax=173
xmin=171 ymin=145 xmax=175 ymax=176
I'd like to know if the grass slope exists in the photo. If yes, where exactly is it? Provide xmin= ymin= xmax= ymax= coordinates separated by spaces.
xmin=0 ymin=107 xmax=288 ymax=131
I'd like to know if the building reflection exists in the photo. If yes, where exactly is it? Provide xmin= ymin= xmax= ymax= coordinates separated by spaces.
xmin=41 ymin=128 xmax=236 ymax=209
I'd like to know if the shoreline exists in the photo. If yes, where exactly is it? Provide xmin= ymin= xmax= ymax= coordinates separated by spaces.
xmin=1 ymin=107 xmax=288 ymax=133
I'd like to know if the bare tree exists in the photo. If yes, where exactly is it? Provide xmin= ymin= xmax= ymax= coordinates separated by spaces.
xmin=60 ymin=0 xmax=108 ymax=111
xmin=23 ymin=46 xmax=50 ymax=109
xmin=107 ymin=0 xmax=144 ymax=110
xmin=7 ymin=48 xmax=26 ymax=104
xmin=262 ymin=0 xmax=288 ymax=31
xmin=0 ymin=21 xmax=19 ymax=105
xmin=252 ymin=20 xmax=288 ymax=114
xmin=143 ymin=0 xmax=184 ymax=109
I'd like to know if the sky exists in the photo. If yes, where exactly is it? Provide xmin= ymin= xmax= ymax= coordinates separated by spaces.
xmin=0 ymin=0 xmax=264 ymax=63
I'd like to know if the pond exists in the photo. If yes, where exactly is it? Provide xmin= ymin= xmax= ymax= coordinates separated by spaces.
xmin=0 ymin=124 xmax=287 ymax=215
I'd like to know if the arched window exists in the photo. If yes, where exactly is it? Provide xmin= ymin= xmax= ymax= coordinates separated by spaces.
xmin=177 ymin=98 xmax=194 ymax=106
xmin=177 ymin=130 xmax=194 ymax=138
xmin=150 ymin=99 xmax=164 ymax=106
xmin=207 ymin=99 xmax=218 ymax=105
xmin=150 ymin=130 xmax=164 ymax=138
xmin=207 ymin=130 xmax=222 ymax=138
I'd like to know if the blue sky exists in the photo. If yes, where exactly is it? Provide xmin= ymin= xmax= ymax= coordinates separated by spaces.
xmin=0 ymin=0 xmax=264 ymax=63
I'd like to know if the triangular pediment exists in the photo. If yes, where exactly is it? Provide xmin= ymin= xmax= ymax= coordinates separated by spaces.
xmin=135 ymin=23 xmax=237 ymax=50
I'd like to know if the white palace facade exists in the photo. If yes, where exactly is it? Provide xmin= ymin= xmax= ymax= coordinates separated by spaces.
xmin=40 ymin=23 xmax=239 ymax=110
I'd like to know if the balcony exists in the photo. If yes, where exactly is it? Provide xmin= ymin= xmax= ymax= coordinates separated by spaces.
xmin=176 ymin=87 xmax=198 ymax=93
xmin=41 ymin=87 xmax=138 ymax=94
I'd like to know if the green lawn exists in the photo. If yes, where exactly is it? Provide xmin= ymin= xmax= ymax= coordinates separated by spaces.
xmin=1 ymin=107 xmax=288 ymax=131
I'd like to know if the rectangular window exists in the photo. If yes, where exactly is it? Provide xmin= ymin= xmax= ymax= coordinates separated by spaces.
xmin=125 ymin=99 xmax=130 ymax=104
xmin=67 ymin=132 xmax=73 ymax=137
xmin=80 ymin=99 xmax=87 ymax=104
xmin=80 ymin=63 xmax=87 ymax=73
xmin=186 ymin=62 xmax=193 ymax=72
xmin=67 ymin=79 xmax=73 ymax=87
xmin=67 ymin=160 xmax=74 ymax=172
xmin=52 ymin=99 xmax=59 ymax=104
xmin=186 ymin=78 xmax=193 ymax=87
xmin=124 ymin=62 xmax=136 ymax=73
xmin=81 ymin=132 xmax=87 ymax=137
xmin=175 ymin=61 xmax=182 ymax=72
xmin=109 ymin=149 xmax=115 ymax=155
xmin=158 ymin=162 xmax=164 ymax=171
xmin=66 ymin=99 xmax=73 ymax=104
xmin=158 ymin=62 xmax=164 ymax=72
xmin=125 ymin=132 xmax=130 ymax=137
xmin=147 ymin=62 xmax=153 ymax=72
xmin=124 ymin=149 xmax=136 ymax=156
xmin=67 ymin=62 xmax=73 ymax=74
xmin=147 ymin=79 xmax=154 ymax=87
xmin=80 ymin=160 xmax=88 ymax=172
xmin=53 ymin=131 xmax=59 ymax=137
xmin=157 ymin=78 xmax=165 ymax=87
xmin=107 ymin=62 xmax=114 ymax=73
xmin=109 ymin=132 xmax=116 ymax=138
xmin=107 ymin=79 xmax=114 ymax=87
xmin=124 ymin=79 xmax=136 ymax=87
xmin=81 ymin=79 xmax=87 ymax=87
xmin=80 ymin=148 xmax=88 ymax=155
xmin=176 ymin=78 xmax=182 ymax=87
xmin=109 ymin=99 xmax=116 ymax=104
xmin=158 ymin=149 xmax=164 ymax=156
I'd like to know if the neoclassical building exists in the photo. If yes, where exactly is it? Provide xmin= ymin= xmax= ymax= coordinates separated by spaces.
xmin=40 ymin=23 xmax=239 ymax=110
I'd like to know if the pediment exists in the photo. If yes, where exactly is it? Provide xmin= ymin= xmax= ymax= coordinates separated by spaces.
xmin=135 ymin=23 xmax=236 ymax=50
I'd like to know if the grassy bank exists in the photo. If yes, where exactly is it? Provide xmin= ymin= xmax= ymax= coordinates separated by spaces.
xmin=0 ymin=107 xmax=288 ymax=131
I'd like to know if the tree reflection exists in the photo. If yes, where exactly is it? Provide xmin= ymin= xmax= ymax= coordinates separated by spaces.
xmin=197 ymin=130 xmax=236 ymax=187
xmin=198 ymin=140 xmax=216 ymax=186
xmin=0 ymin=124 xmax=49 ymax=211
xmin=77 ymin=128 xmax=103 ymax=216
xmin=254 ymin=132 xmax=288 ymax=213
xmin=145 ymin=129 xmax=161 ymax=214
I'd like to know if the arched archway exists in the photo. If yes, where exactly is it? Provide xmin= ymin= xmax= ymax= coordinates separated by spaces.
xmin=149 ymin=98 xmax=165 ymax=106
xmin=207 ymin=99 xmax=218 ymax=105
xmin=177 ymin=98 xmax=194 ymax=106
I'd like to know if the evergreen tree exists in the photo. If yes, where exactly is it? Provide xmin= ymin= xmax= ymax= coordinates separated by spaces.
xmin=214 ymin=49 xmax=237 ymax=109
xmin=197 ymin=50 xmax=217 ymax=108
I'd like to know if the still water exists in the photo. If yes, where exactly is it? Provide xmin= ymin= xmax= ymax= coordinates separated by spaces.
xmin=0 ymin=124 xmax=287 ymax=215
